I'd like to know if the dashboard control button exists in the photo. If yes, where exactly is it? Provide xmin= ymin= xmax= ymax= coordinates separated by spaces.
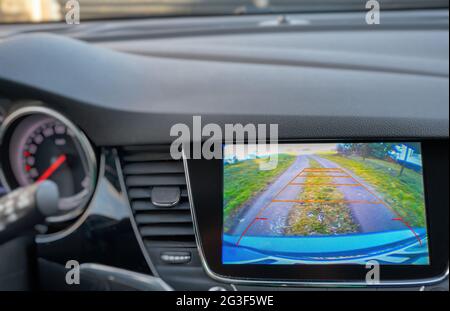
xmin=151 ymin=187 xmax=180 ymax=207
xmin=208 ymin=286 xmax=227 ymax=291
xmin=160 ymin=251 xmax=191 ymax=264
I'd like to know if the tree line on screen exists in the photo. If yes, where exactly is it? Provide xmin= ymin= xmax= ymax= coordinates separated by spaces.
xmin=336 ymin=143 xmax=421 ymax=176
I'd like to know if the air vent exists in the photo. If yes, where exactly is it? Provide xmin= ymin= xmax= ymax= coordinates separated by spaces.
xmin=120 ymin=145 xmax=196 ymax=248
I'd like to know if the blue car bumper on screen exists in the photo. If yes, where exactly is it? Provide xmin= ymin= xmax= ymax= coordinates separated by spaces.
xmin=223 ymin=229 xmax=429 ymax=265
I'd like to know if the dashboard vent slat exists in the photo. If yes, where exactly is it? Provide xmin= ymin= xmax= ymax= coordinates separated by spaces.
xmin=128 ymin=187 xmax=189 ymax=200
xmin=122 ymin=153 xmax=173 ymax=162
xmin=123 ymin=161 xmax=184 ymax=175
xmin=140 ymin=224 xmax=195 ymax=238
xmin=121 ymin=145 xmax=196 ymax=249
xmin=135 ymin=211 xmax=192 ymax=225
xmin=131 ymin=200 xmax=191 ymax=212
xmin=125 ymin=174 xmax=186 ymax=187
xmin=128 ymin=188 xmax=152 ymax=199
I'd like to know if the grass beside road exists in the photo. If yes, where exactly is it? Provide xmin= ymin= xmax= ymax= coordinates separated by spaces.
xmin=223 ymin=154 xmax=296 ymax=225
xmin=321 ymin=153 xmax=426 ymax=228
xmin=286 ymin=159 xmax=359 ymax=236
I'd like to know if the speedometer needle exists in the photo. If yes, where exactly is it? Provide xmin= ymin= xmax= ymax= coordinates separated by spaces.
xmin=37 ymin=154 xmax=67 ymax=182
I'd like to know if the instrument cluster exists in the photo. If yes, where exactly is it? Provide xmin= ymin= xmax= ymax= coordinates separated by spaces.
xmin=0 ymin=106 xmax=97 ymax=223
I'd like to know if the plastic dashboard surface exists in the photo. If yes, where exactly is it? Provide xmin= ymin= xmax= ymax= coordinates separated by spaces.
xmin=0 ymin=10 xmax=448 ymax=147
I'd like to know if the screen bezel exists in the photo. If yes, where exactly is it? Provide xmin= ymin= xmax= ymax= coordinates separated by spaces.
xmin=185 ymin=140 xmax=449 ymax=284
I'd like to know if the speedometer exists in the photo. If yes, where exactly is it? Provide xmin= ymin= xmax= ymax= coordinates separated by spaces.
xmin=13 ymin=118 xmax=91 ymax=210
xmin=0 ymin=106 xmax=97 ymax=222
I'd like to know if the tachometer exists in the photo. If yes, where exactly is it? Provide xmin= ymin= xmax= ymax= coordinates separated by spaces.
xmin=0 ymin=106 xmax=97 ymax=222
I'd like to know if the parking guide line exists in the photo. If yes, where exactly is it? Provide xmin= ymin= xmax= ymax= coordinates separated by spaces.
xmin=392 ymin=218 xmax=423 ymax=246
xmin=236 ymin=217 xmax=268 ymax=246
xmin=235 ymin=164 xmax=419 ymax=246
xmin=290 ymin=183 xmax=361 ymax=186
xmin=272 ymin=199 xmax=383 ymax=204
xmin=331 ymin=166 xmax=420 ymax=243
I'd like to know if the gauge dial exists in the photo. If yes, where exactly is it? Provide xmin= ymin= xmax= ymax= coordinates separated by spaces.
xmin=0 ymin=108 xmax=97 ymax=220
xmin=16 ymin=118 xmax=91 ymax=210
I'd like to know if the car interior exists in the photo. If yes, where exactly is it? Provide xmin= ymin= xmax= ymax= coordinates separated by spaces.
xmin=0 ymin=0 xmax=448 ymax=292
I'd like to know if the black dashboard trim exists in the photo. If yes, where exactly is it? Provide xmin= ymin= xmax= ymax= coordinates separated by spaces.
xmin=0 ymin=13 xmax=448 ymax=146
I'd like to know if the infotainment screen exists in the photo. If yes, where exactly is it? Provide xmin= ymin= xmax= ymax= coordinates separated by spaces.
xmin=223 ymin=143 xmax=430 ymax=265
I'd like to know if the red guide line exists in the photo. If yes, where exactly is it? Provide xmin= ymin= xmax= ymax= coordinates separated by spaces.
xmin=392 ymin=218 xmax=423 ymax=247
xmin=236 ymin=217 xmax=268 ymax=246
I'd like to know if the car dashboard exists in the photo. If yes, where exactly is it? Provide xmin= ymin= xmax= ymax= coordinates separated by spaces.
xmin=0 ymin=9 xmax=448 ymax=291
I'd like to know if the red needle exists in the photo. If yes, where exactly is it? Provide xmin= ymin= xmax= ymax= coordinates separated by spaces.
xmin=37 ymin=154 xmax=67 ymax=182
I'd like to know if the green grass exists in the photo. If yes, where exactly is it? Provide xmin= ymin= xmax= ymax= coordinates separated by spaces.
xmin=321 ymin=153 xmax=426 ymax=227
xmin=286 ymin=159 xmax=359 ymax=235
xmin=223 ymin=154 xmax=296 ymax=223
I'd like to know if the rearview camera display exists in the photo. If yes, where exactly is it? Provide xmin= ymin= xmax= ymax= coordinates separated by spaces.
xmin=223 ymin=143 xmax=430 ymax=265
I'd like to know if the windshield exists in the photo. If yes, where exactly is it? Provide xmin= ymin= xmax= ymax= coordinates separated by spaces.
xmin=0 ymin=0 xmax=448 ymax=23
